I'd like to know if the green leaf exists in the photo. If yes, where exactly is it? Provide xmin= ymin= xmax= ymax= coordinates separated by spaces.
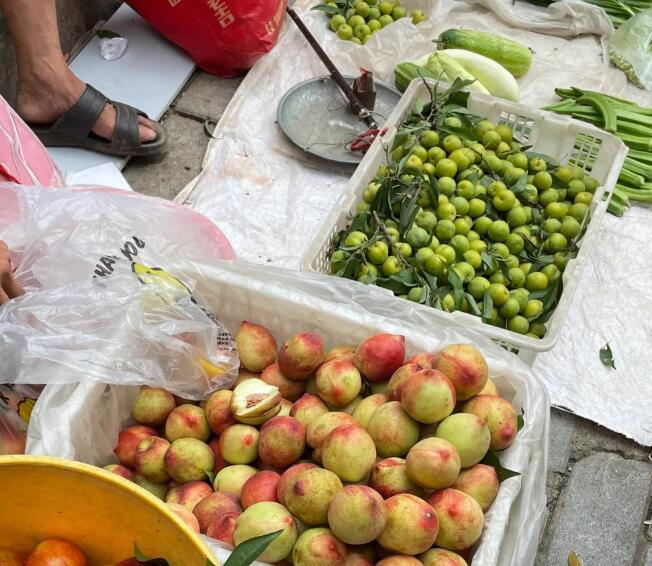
xmin=447 ymin=265 xmax=465 ymax=308
xmin=377 ymin=270 xmax=417 ymax=295
xmin=482 ymin=290 xmax=494 ymax=321
xmin=526 ymin=151 xmax=560 ymax=170
xmin=599 ymin=342 xmax=616 ymax=369
xmin=134 ymin=544 xmax=169 ymax=566
xmin=311 ymin=4 xmax=341 ymax=14
xmin=481 ymin=451 xmax=521 ymax=482
xmin=223 ymin=530 xmax=284 ymax=566
xmin=205 ymin=470 xmax=216 ymax=484
xmin=510 ymin=172 xmax=529 ymax=195
xmin=96 ymin=29 xmax=121 ymax=39
xmin=517 ymin=410 xmax=525 ymax=431
xmin=465 ymin=293 xmax=482 ymax=316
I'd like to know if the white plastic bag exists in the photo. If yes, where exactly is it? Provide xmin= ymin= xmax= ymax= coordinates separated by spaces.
xmin=28 ymin=260 xmax=549 ymax=566
xmin=0 ymin=184 xmax=239 ymax=399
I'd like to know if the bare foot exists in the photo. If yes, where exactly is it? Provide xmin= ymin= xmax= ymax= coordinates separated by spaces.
xmin=16 ymin=66 xmax=156 ymax=143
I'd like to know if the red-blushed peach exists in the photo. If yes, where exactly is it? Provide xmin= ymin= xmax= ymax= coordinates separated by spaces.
xmin=0 ymin=548 xmax=25 ymax=566
xmin=208 ymin=437 xmax=229 ymax=473
xmin=279 ymin=398 xmax=293 ymax=416
xmin=354 ymin=334 xmax=405 ymax=382
xmin=352 ymin=394 xmax=387 ymax=428
xmin=322 ymin=425 xmax=376 ymax=482
xmin=327 ymin=485 xmax=387 ymax=545
xmin=131 ymin=386 xmax=176 ymax=427
xmin=133 ymin=473 xmax=169 ymax=500
xmin=204 ymin=390 xmax=237 ymax=435
xmin=236 ymin=321 xmax=277 ymax=372
xmin=461 ymin=395 xmax=518 ymax=451
xmin=377 ymin=494 xmax=439 ymax=555
xmin=25 ymin=540 xmax=86 ymax=566
xmin=206 ymin=511 xmax=241 ymax=546
xmin=401 ymin=370 xmax=456 ymax=424
xmin=405 ymin=438 xmax=461 ymax=490
xmin=258 ymin=416 xmax=306 ymax=469
xmin=234 ymin=502 xmax=298 ymax=562
xmin=292 ymin=528 xmax=347 ymax=566
xmin=167 ymin=502 xmax=200 ymax=532
xmin=478 ymin=378 xmax=498 ymax=396
xmin=286 ymin=467 xmax=343 ymax=526
xmin=276 ymin=462 xmax=317 ymax=506
xmin=291 ymin=393 xmax=329 ymax=427
xmin=367 ymin=402 xmax=419 ymax=458
xmin=426 ymin=488 xmax=484 ymax=550
xmin=165 ymin=404 xmax=211 ymax=442
xmin=278 ymin=332 xmax=325 ymax=381
xmin=113 ymin=424 xmax=157 ymax=467
xmin=376 ymin=556 xmax=422 ymax=566
xmin=325 ymin=345 xmax=356 ymax=363
xmin=369 ymin=457 xmax=422 ymax=499
xmin=240 ymin=470 xmax=281 ymax=508
xmin=134 ymin=436 xmax=171 ymax=483
xmin=102 ymin=464 xmax=133 ymax=481
xmin=433 ymin=344 xmax=488 ymax=401
xmin=164 ymin=437 xmax=215 ymax=483
xmin=262 ymin=363 xmax=306 ymax=402
xmin=406 ymin=352 xmax=436 ymax=369
xmin=165 ymin=480 xmax=213 ymax=511
xmin=193 ymin=491 xmax=242 ymax=533
xmin=451 ymin=464 xmax=499 ymax=512
xmin=419 ymin=548 xmax=468 ymax=566
xmin=435 ymin=413 xmax=491 ymax=468
xmin=387 ymin=364 xmax=423 ymax=402
xmin=233 ymin=368 xmax=260 ymax=387
xmin=306 ymin=412 xmax=356 ymax=449
xmin=230 ymin=378 xmax=282 ymax=422
xmin=214 ymin=464 xmax=258 ymax=496
xmin=315 ymin=360 xmax=362 ymax=408
xmin=219 ymin=424 xmax=259 ymax=464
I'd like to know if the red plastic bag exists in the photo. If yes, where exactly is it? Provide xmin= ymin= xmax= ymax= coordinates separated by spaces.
xmin=127 ymin=0 xmax=287 ymax=77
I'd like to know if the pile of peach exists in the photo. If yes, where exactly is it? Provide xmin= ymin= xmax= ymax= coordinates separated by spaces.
xmin=0 ymin=539 xmax=140 ymax=566
xmin=105 ymin=322 xmax=520 ymax=566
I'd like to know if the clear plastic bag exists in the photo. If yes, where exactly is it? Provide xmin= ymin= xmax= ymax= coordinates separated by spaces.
xmin=608 ymin=8 xmax=652 ymax=89
xmin=0 ymin=184 xmax=239 ymax=399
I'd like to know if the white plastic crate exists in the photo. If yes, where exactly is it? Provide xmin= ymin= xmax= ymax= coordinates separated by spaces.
xmin=301 ymin=79 xmax=628 ymax=353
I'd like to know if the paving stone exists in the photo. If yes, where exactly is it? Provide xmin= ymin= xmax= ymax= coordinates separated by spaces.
xmin=174 ymin=72 xmax=243 ymax=121
xmin=123 ymin=113 xmax=208 ymax=200
xmin=542 ymin=452 xmax=652 ymax=566
xmin=570 ymin=413 xmax=649 ymax=461
xmin=548 ymin=408 xmax=577 ymax=473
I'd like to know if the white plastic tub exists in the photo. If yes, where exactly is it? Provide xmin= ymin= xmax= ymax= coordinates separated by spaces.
xmin=301 ymin=79 xmax=628 ymax=354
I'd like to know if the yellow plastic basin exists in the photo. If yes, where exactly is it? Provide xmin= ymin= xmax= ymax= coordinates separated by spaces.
xmin=0 ymin=455 xmax=214 ymax=566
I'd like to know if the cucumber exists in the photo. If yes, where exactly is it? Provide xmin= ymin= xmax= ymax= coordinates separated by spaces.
xmin=438 ymin=29 xmax=532 ymax=78
xmin=432 ymin=52 xmax=491 ymax=95
xmin=393 ymin=62 xmax=441 ymax=93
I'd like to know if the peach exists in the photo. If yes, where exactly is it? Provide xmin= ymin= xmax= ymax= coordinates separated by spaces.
xmin=327 ymin=485 xmax=386 ymax=545
xmin=419 ymin=549 xmax=468 ymax=566
xmin=208 ymin=437 xmax=229 ymax=473
xmin=219 ymin=424 xmax=259 ymax=464
xmin=113 ymin=424 xmax=156 ymax=467
xmin=131 ymin=386 xmax=176 ymax=427
xmin=276 ymin=462 xmax=317 ymax=506
xmin=236 ymin=321 xmax=277 ymax=372
xmin=279 ymin=398 xmax=293 ymax=416
xmin=306 ymin=411 xmax=356 ymax=449
xmin=166 ymin=480 xmax=213 ymax=511
xmin=262 ymin=362 xmax=306 ymax=402
xmin=207 ymin=511 xmax=241 ymax=546
xmin=231 ymin=378 xmax=282 ymax=422
xmin=0 ymin=548 xmax=25 ymax=566
xmin=433 ymin=344 xmax=488 ymax=401
xmin=352 ymin=394 xmax=387 ymax=428
xmin=376 ymin=557 xmax=422 ymax=566
xmin=367 ymin=402 xmax=419 ymax=458
xmin=234 ymin=368 xmax=260 ymax=387
xmin=236 ymin=403 xmax=281 ymax=426
xmin=290 ymin=393 xmax=329 ymax=427
xmin=343 ymin=553 xmax=374 ymax=566
xmin=427 ymin=489 xmax=483 ymax=550
xmin=164 ymin=437 xmax=215 ymax=483
xmin=315 ymin=360 xmax=362 ymax=408
xmin=401 ymin=370 xmax=456 ymax=424
xmin=292 ymin=528 xmax=347 ymax=566
xmin=256 ymin=415 xmax=306 ymax=469
xmin=133 ymin=473 xmax=169 ymax=500
xmin=369 ymin=457 xmax=422 ymax=499
xmin=353 ymin=334 xmax=405 ymax=382
xmin=25 ymin=540 xmax=86 ymax=566
xmin=134 ymin=436 xmax=171 ymax=483
xmin=321 ymin=424 xmax=376 ymax=482
xmin=405 ymin=438 xmax=461 ymax=490
xmin=325 ymin=345 xmax=356 ymax=363
xmin=278 ymin=332 xmax=325 ymax=381
xmin=214 ymin=464 xmax=258 ymax=496
xmin=205 ymin=390 xmax=237 ymax=435
xmin=435 ymin=414 xmax=491 ymax=468
xmin=286 ymin=467 xmax=343 ymax=526
xmin=451 ymin=464 xmax=499 ymax=512
xmin=167 ymin=502 xmax=200 ymax=532
xmin=377 ymin=494 xmax=439 ymax=555
xmin=165 ymin=404 xmax=211 ymax=442
xmin=387 ymin=364 xmax=422 ymax=402
xmin=193 ymin=491 xmax=242 ymax=532
xmin=234 ymin=502 xmax=298 ymax=562
xmin=461 ymin=395 xmax=518 ymax=451
xmin=406 ymin=352 xmax=436 ymax=368
xmin=240 ymin=470 xmax=280 ymax=508
xmin=103 ymin=464 xmax=133 ymax=481
xmin=478 ymin=378 xmax=498 ymax=396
